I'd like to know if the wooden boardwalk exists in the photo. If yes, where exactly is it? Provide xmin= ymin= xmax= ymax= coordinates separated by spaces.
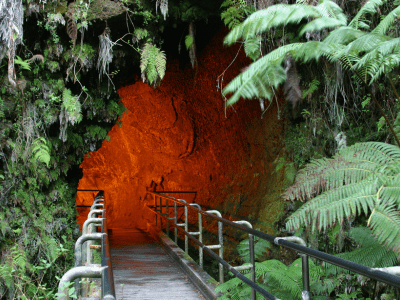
xmin=109 ymin=229 xmax=206 ymax=300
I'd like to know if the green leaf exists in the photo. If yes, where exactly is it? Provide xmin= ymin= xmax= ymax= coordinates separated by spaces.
xmin=14 ymin=56 xmax=31 ymax=71
xmin=185 ymin=35 xmax=193 ymax=50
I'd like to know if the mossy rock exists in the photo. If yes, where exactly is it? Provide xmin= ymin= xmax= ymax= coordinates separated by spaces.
xmin=67 ymin=0 xmax=126 ymax=21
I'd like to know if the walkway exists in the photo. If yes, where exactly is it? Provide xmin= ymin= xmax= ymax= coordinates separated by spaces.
xmin=109 ymin=229 xmax=206 ymax=300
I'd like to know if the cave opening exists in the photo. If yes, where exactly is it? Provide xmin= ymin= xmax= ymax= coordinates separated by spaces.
xmin=76 ymin=26 xmax=288 ymax=235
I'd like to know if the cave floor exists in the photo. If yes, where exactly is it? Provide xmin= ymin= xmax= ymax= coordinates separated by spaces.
xmin=110 ymin=229 xmax=206 ymax=299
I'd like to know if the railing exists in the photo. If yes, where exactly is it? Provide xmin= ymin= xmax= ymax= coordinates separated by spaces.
xmin=148 ymin=191 xmax=400 ymax=300
xmin=58 ymin=191 xmax=115 ymax=300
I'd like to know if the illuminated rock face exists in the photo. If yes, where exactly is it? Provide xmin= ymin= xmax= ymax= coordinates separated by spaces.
xmin=77 ymin=29 xmax=288 ymax=232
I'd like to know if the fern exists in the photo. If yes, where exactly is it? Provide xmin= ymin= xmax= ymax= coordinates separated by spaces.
xmin=223 ymin=60 xmax=286 ymax=105
xmin=62 ymin=88 xmax=82 ymax=125
xmin=325 ymin=227 xmax=398 ymax=276
xmin=223 ymin=0 xmax=400 ymax=108
xmin=244 ymin=36 xmax=261 ymax=61
xmin=237 ymin=236 xmax=271 ymax=263
xmin=14 ymin=55 xmax=31 ymax=71
xmin=224 ymin=1 xmax=346 ymax=46
xmin=372 ymin=5 xmax=400 ymax=35
xmin=140 ymin=43 xmax=166 ymax=86
xmin=348 ymin=0 xmax=385 ymax=30
xmin=31 ymin=137 xmax=50 ymax=167
xmin=10 ymin=245 xmax=27 ymax=274
xmin=284 ymin=142 xmax=400 ymax=256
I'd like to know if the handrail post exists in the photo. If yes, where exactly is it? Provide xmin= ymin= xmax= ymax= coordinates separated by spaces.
xmin=166 ymin=198 xmax=169 ymax=237
xmin=233 ymin=220 xmax=255 ymax=300
xmin=199 ymin=211 xmax=203 ymax=268
xmin=206 ymin=210 xmax=224 ymax=283
xmin=176 ymin=199 xmax=187 ymax=250
xmin=155 ymin=194 xmax=158 ymax=226
xmin=174 ymin=201 xmax=178 ymax=244
xmin=274 ymin=236 xmax=310 ymax=300
xmin=188 ymin=204 xmax=202 ymax=268
xmin=302 ymin=255 xmax=310 ymax=300
xmin=160 ymin=196 xmax=163 ymax=231
xmin=249 ymin=233 xmax=255 ymax=300
xmin=185 ymin=204 xmax=189 ymax=253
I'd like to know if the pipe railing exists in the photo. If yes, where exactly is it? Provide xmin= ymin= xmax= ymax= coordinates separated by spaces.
xmin=148 ymin=191 xmax=400 ymax=300
xmin=58 ymin=191 xmax=115 ymax=300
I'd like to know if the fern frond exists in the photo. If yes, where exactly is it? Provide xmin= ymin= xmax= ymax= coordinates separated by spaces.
xmin=299 ymin=17 xmax=345 ymax=36
xmin=223 ymin=61 xmax=286 ymax=105
xmin=286 ymin=180 xmax=376 ymax=232
xmin=315 ymin=0 xmax=347 ymax=23
xmin=225 ymin=1 xmax=346 ymax=45
xmin=334 ymin=33 xmax=391 ymax=61
xmin=224 ymin=4 xmax=321 ymax=45
xmin=237 ymin=237 xmax=271 ymax=262
xmin=244 ymin=36 xmax=261 ymax=61
xmin=326 ymin=227 xmax=398 ymax=275
xmin=368 ymin=204 xmax=400 ymax=255
xmin=323 ymin=26 xmax=367 ymax=45
xmin=140 ymin=43 xmax=166 ymax=86
xmin=155 ymin=49 xmax=166 ymax=80
xmin=348 ymin=0 xmax=384 ymax=30
xmin=62 ymin=88 xmax=82 ymax=125
xmin=293 ymin=41 xmax=337 ymax=63
xmin=140 ymin=43 xmax=152 ymax=76
xmin=31 ymin=137 xmax=50 ymax=167
xmin=14 ymin=55 xmax=31 ymax=71
xmin=284 ymin=142 xmax=400 ymax=203
xmin=372 ymin=5 xmax=400 ymax=36
xmin=351 ymin=37 xmax=400 ymax=84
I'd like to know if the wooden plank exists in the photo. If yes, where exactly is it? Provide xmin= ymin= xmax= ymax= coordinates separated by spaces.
xmin=110 ymin=229 xmax=206 ymax=300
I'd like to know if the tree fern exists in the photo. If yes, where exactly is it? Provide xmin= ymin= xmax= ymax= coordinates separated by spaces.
xmin=244 ymin=36 xmax=261 ymax=61
xmin=348 ymin=0 xmax=385 ymax=30
xmin=140 ymin=42 xmax=166 ymax=87
xmin=223 ymin=60 xmax=286 ymax=105
xmin=325 ymin=227 xmax=398 ymax=275
xmin=371 ymin=5 xmax=400 ymax=35
xmin=224 ymin=1 xmax=346 ymax=46
xmin=223 ymin=0 xmax=400 ymax=119
xmin=284 ymin=142 xmax=400 ymax=256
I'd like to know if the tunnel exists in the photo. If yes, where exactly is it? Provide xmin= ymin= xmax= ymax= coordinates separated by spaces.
xmin=75 ymin=28 xmax=289 ymax=234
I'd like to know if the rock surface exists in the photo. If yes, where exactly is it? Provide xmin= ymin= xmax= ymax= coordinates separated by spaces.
xmin=77 ymin=28 xmax=289 ymax=235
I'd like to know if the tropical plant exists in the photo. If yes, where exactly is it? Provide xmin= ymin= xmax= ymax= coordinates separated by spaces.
xmin=140 ymin=42 xmax=167 ymax=87
xmin=284 ymin=141 xmax=400 ymax=256
xmin=325 ymin=227 xmax=398 ymax=275
xmin=30 ymin=137 xmax=51 ymax=167
xmin=222 ymin=0 xmax=400 ymax=146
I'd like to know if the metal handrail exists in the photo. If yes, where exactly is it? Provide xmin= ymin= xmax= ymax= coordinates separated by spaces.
xmin=58 ymin=191 xmax=115 ymax=300
xmin=148 ymin=191 xmax=400 ymax=300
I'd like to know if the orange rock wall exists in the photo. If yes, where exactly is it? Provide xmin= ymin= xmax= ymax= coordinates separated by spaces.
xmin=77 ymin=29 xmax=288 ymax=233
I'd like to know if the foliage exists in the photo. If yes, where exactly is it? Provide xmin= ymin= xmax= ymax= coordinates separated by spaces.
xmin=218 ymin=226 xmax=398 ymax=299
xmin=222 ymin=0 xmax=400 ymax=113
xmin=284 ymin=142 xmax=400 ymax=256
xmin=140 ymin=42 xmax=166 ymax=86
xmin=31 ymin=137 xmax=51 ymax=167
xmin=185 ymin=35 xmax=193 ymax=50
xmin=326 ymin=227 xmax=398 ymax=275
xmin=0 ymin=0 xmax=133 ymax=297
xmin=236 ymin=236 xmax=271 ymax=263
xmin=220 ymin=0 xmax=254 ymax=30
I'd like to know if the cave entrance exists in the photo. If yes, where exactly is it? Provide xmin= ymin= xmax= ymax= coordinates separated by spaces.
xmin=76 ymin=28 xmax=287 ymax=233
